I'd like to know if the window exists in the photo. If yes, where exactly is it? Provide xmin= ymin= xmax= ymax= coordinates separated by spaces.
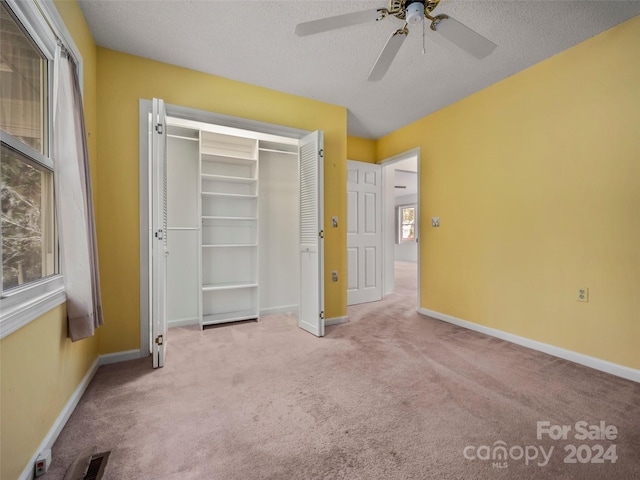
xmin=0 ymin=1 xmax=47 ymax=154
xmin=1 ymin=145 xmax=56 ymax=290
xmin=0 ymin=0 xmax=68 ymax=338
xmin=398 ymin=205 xmax=416 ymax=243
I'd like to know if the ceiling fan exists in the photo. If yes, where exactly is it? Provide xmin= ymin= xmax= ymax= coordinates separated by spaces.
xmin=295 ymin=0 xmax=497 ymax=81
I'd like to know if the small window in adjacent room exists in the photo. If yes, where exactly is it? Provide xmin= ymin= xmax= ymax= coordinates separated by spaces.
xmin=398 ymin=205 xmax=416 ymax=243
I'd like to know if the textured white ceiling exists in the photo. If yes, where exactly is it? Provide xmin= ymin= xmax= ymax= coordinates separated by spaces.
xmin=78 ymin=0 xmax=640 ymax=139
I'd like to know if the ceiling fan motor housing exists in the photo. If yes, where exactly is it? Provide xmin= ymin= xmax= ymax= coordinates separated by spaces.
xmin=405 ymin=0 xmax=425 ymax=24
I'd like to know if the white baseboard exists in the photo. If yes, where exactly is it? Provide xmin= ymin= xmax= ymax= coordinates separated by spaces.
xmin=18 ymin=349 xmax=147 ymax=479
xmin=167 ymin=317 xmax=199 ymax=328
xmin=99 ymin=349 xmax=146 ymax=366
xmin=18 ymin=357 xmax=100 ymax=480
xmin=325 ymin=316 xmax=348 ymax=327
xmin=260 ymin=305 xmax=299 ymax=316
xmin=419 ymin=308 xmax=640 ymax=383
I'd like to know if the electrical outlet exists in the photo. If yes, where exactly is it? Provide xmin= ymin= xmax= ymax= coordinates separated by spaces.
xmin=331 ymin=271 xmax=338 ymax=282
xmin=34 ymin=450 xmax=51 ymax=477
xmin=432 ymin=217 xmax=440 ymax=227
xmin=577 ymin=287 xmax=589 ymax=303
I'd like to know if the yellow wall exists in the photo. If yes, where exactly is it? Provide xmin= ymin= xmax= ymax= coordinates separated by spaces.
xmin=2 ymin=7 xmax=637 ymax=478
xmin=96 ymin=49 xmax=348 ymax=353
xmin=347 ymin=135 xmax=377 ymax=163
xmin=0 ymin=307 xmax=98 ymax=480
xmin=378 ymin=17 xmax=640 ymax=370
xmin=0 ymin=2 xmax=99 ymax=479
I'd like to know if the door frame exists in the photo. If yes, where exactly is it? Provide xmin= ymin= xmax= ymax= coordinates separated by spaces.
xmin=380 ymin=147 xmax=421 ymax=310
xmin=138 ymin=99 xmax=312 ymax=358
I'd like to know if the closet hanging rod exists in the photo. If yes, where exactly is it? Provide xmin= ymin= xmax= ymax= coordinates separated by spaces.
xmin=258 ymin=147 xmax=298 ymax=156
xmin=167 ymin=134 xmax=198 ymax=141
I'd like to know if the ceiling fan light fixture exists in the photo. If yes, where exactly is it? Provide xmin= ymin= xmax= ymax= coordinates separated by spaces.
xmin=405 ymin=1 xmax=425 ymax=25
xmin=294 ymin=0 xmax=497 ymax=81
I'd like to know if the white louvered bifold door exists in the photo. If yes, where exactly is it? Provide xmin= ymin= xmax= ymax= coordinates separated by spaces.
xmin=298 ymin=131 xmax=325 ymax=337
xmin=151 ymin=98 xmax=168 ymax=367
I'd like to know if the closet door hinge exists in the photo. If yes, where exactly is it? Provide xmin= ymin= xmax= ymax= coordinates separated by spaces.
xmin=155 ymin=123 xmax=163 ymax=134
xmin=319 ymin=148 xmax=324 ymax=158
xmin=319 ymin=230 xmax=324 ymax=238
xmin=155 ymin=335 xmax=164 ymax=345
xmin=155 ymin=229 xmax=164 ymax=240
xmin=320 ymin=311 xmax=324 ymax=320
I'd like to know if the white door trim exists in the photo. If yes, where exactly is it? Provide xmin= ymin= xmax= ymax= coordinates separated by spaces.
xmin=380 ymin=147 xmax=421 ymax=310
xmin=139 ymin=99 xmax=311 ymax=358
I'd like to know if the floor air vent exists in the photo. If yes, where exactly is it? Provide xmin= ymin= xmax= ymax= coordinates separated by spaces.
xmin=63 ymin=448 xmax=110 ymax=480
xmin=83 ymin=452 xmax=110 ymax=480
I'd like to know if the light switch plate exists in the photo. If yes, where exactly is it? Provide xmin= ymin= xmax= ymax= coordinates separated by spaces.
xmin=432 ymin=217 xmax=440 ymax=227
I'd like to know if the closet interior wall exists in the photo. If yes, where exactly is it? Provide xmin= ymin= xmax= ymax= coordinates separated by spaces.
xmin=258 ymin=143 xmax=299 ymax=316
xmin=166 ymin=126 xmax=200 ymax=328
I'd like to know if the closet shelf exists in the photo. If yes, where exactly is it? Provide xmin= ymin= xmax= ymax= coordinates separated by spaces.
xmin=202 ymin=216 xmax=257 ymax=222
xmin=201 ymin=173 xmax=257 ymax=184
xmin=201 ymin=152 xmax=257 ymax=165
xmin=202 ymin=311 xmax=258 ymax=325
xmin=202 ymin=282 xmax=258 ymax=292
xmin=201 ymin=192 xmax=257 ymax=199
xmin=202 ymin=244 xmax=258 ymax=248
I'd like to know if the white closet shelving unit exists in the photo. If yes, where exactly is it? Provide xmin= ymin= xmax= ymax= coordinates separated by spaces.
xmin=199 ymin=131 xmax=259 ymax=326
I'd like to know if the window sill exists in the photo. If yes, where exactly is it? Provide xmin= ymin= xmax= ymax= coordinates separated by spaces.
xmin=0 ymin=276 xmax=66 ymax=340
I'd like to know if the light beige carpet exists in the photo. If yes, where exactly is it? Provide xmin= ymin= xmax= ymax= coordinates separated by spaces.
xmin=43 ymin=262 xmax=640 ymax=479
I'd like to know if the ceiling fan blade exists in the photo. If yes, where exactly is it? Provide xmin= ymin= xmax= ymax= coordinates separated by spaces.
xmin=431 ymin=15 xmax=496 ymax=59
xmin=367 ymin=28 xmax=408 ymax=82
xmin=295 ymin=8 xmax=384 ymax=37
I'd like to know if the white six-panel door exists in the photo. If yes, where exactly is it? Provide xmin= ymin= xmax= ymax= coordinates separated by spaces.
xmin=347 ymin=160 xmax=382 ymax=305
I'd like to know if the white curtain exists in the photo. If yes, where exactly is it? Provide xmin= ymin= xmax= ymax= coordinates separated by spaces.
xmin=54 ymin=45 xmax=103 ymax=341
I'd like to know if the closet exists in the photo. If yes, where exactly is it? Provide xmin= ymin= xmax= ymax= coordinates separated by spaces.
xmin=160 ymin=115 xmax=315 ymax=329
xmin=145 ymin=98 xmax=324 ymax=368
